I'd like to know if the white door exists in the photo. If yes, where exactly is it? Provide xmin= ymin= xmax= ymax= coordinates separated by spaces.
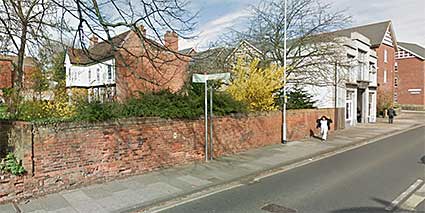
xmin=345 ymin=91 xmax=355 ymax=126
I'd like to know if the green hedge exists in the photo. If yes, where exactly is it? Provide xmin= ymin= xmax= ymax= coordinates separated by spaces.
xmin=74 ymin=90 xmax=247 ymax=122
xmin=4 ymin=89 xmax=247 ymax=123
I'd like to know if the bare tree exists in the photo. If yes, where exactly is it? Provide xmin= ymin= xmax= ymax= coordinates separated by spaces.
xmin=0 ymin=0 xmax=58 ymax=109
xmin=224 ymin=0 xmax=352 ymax=86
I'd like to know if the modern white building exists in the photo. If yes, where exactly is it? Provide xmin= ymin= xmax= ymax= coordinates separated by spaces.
xmin=307 ymin=32 xmax=378 ymax=127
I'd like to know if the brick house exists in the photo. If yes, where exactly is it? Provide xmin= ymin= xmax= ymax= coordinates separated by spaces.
xmin=65 ymin=27 xmax=190 ymax=102
xmin=395 ymin=42 xmax=425 ymax=106
xmin=0 ymin=56 xmax=39 ymax=101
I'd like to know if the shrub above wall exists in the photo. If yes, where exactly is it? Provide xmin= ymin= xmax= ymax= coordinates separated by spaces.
xmin=1 ymin=89 xmax=248 ymax=123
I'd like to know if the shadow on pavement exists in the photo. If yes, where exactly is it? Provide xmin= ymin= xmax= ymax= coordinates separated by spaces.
xmin=309 ymin=129 xmax=323 ymax=141
xmin=329 ymin=197 xmax=416 ymax=213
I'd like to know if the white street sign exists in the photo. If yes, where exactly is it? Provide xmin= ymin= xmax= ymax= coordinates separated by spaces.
xmin=192 ymin=73 xmax=231 ymax=83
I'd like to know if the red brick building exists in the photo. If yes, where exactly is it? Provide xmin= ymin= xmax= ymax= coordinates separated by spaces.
xmin=65 ymin=26 xmax=191 ymax=102
xmin=0 ymin=56 xmax=39 ymax=99
xmin=395 ymin=42 xmax=425 ymax=105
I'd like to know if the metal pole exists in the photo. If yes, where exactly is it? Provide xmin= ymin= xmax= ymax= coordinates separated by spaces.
xmin=210 ymin=87 xmax=213 ymax=160
xmin=204 ymin=75 xmax=208 ymax=161
xmin=282 ymin=0 xmax=287 ymax=144
xmin=334 ymin=62 xmax=338 ymax=130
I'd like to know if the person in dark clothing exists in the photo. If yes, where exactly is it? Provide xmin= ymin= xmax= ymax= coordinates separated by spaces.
xmin=387 ymin=106 xmax=397 ymax=124
xmin=316 ymin=115 xmax=333 ymax=141
xmin=357 ymin=108 xmax=362 ymax=123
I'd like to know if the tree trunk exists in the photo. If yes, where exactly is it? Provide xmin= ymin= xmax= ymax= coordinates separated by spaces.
xmin=9 ymin=26 xmax=27 ymax=114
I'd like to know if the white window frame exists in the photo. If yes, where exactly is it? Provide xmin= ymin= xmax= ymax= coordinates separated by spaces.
xmin=96 ymin=68 xmax=100 ymax=81
xmin=384 ymin=49 xmax=388 ymax=63
xmin=383 ymin=70 xmax=387 ymax=83
xmin=107 ymin=65 xmax=112 ymax=80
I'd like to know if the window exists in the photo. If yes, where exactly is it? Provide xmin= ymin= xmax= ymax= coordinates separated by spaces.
xmin=88 ymin=70 xmax=91 ymax=82
xmin=107 ymin=65 xmax=112 ymax=80
xmin=346 ymin=91 xmax=353 ymax=121
xmin=384 ymin=49 xmax=388 ymax=63
xmin=383 ymin=70 xmax=387 ymax=83
xmin=96 ymin=68 xmax=100 ymax=81
xmin=395 ymin=62 xmax=398 ymax=71
xmin=394 ymin=77 xmax=398 ymax=87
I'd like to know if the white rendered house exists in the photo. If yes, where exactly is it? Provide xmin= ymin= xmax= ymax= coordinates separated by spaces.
xmin=65 ymin=52 xmax=116 ymax=102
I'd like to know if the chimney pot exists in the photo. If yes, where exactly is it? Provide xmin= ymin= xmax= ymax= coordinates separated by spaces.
xmin=89 ymin=35 xmax=98 ymax=47
xmin=138 ymin=25 xmax=146 ymax=36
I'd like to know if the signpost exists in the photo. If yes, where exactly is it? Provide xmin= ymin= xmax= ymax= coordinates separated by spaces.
xmin=192 ymin=73 xmax=230 ymax=161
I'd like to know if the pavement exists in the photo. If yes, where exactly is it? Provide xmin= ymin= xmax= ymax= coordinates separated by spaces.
xmin=0 ymin=111 xmax=424 ymax=213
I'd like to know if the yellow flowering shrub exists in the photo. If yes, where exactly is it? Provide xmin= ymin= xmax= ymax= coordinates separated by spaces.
xmin=227 ymin=58 xmax=284 ymax=111
xmin=17 ymin=81 xmax=76 ymax=122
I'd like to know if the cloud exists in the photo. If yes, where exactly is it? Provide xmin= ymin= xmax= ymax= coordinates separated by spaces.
xmin=181 ymin=0 xmax=425 ymax=50
xmin=180 ymin=9 xmax=252 ymax=50
xmin=325 ymin=0 xmax=425 ymax=46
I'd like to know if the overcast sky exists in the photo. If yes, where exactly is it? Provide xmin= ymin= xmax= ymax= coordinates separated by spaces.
xmin=180 ymin=0 xmax=425 ymax=50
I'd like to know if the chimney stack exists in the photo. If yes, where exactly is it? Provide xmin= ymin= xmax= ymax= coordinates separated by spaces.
xmin=164 ymin=31 xmax=178 ymax=52
xmin=138 ymin=25 xmax=147 ymax=37
xmin=89 ymin=35 xmax=98 ymax=47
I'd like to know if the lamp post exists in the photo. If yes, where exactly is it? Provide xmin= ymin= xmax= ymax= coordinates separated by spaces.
xmin=282 ymin=0 xmax=288 ymax=144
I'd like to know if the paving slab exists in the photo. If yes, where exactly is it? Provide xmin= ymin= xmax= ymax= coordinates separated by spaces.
xmin=177 ymin=175 xmax=212 ymax=187
xmin=0 ymin=203 xmax=16 ymax=213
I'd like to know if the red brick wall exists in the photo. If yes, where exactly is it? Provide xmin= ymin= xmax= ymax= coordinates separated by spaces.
xmin=115 ymin=31 xmax=189 ymax=101
xmin=22 ymin=66 xmax=39 ymax=90
xmin=396 ymin=57 xmax=425 ymax=105
xmin=375 ymin=44 xmax=396 ymax=106
xmin=0 ymin=108 xmax=335 ymax=203
xmin=0 ymin=60 xmax=13 ymax=89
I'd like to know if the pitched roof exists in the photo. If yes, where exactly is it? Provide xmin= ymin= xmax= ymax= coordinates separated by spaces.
xmin=398 ymin=42 xmax=425 ymax=60
xmin=328 ymin=20 xmax=394 ymax=48
xmin=189 ymin=47 xmax=233 ymax=73
xmin=67 ymin=30 xmax=131 ymax=65
xmin=178 ymin=47 xmax=196 ymax=55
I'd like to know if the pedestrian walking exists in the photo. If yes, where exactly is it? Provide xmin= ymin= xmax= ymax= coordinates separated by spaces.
xmin=316 ymin=115 xmax=332 ymax=141
xmin=387 ymin=106 xmax=397 ymax=124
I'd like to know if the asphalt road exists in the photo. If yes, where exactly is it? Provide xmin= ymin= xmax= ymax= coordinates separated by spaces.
xmin=160 ymin=127 xmax=425 ymax=213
